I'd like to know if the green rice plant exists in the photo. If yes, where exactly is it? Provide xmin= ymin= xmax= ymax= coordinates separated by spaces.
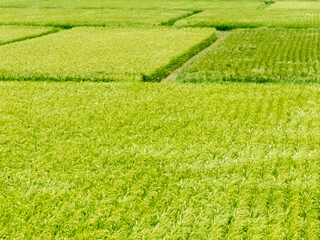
xmin=0 ymin=27 xmax=215 ymax=82
xmin=269 ymin=1 xmax=320 ymax=9
xmin=178 ymin=28 xmax=320 ymax=83
xmin=0 ymin=82 xmax=319 ymax=239
xmin=175 ymin=8 xmax=266 ymax=29
xmin=0 ymin=25 xmax=56 ymax=45
xmin=175 ymin=2 xmax=320 ymax=29
xmin=0 ymin=0 xmax=264 ymax=10
xmin=0 ymin=8 xmax=191 ymax=27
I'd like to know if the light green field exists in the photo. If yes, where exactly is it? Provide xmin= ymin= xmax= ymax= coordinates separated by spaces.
xmin=0 ymin=27 xmax=215 ymax=82
xmin=269 ymin=1 xmax=320 ymax=9
xmin=0 ymin=0 xmax=263 ymax=10
xmin=0 ymin=82 xmax=319 ymax=239
xmin=0 ymin=25 xmax=54 ymax=44
xmin=0 ymin=0 xmax=320 ymax=238
xmin=178 ymin=28 xmax=320 ymax=83
xmin=175 ymin=4 xmax=320 ymax=29
xmin=0 ymin=8 xmax=191 ymax=27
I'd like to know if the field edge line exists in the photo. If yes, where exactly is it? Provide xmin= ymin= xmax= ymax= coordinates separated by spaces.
xmin=161 ymin=10 xmax=203 ymax=27
xmin=165 ymin=31 xmax=230 ymax=83
xmin=0 ymin=27 xmax=63 ymax=46
xmin=141 ymin=31 xmax=217 ymax=83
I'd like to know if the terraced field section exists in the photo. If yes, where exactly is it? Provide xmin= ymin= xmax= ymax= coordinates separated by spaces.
xmin=178 ymin=28 xmax=320 ymax=83
xmin=175 ymin=1 xmax=320 ymax=29
xmin=1 ymin=82 xmax=319 ymax=239
xmin=0 ymin=27 xmax=215 ymax=82
xmin=0 ymin=25 xmax=56 ymax=45
xmin=0 ymin=8 xmax=192 ymax=27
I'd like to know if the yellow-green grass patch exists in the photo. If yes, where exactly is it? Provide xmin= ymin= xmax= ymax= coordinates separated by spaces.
xmin=269 ymin=1 xmax=320 ymax=10
xmin=0 ymin=27 xmax=215 ymax=82
xmin=175 ymin=5 xmax=320 ymax=29
xmin=0 ymin=0 xmax=264 ymax=10
xmin=0 ymin=8 xmax=192 ymax=27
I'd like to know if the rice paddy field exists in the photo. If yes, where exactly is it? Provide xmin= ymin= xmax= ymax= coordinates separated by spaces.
xmin=0 ymin=27 xmax=215 ymax=81
xmin=0 ymin=0 xmax=319 ymax=239
xmin=0 ymin=8 xmax=193 ymax=27
xmin=174 ymin=2 xmax=320 ymax=29
xmin=178 ymin=28 xmax=320 ymax=83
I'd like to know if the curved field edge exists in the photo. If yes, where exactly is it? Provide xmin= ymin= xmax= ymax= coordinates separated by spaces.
xmin=142 ymin=32 xmax=217 ymax=82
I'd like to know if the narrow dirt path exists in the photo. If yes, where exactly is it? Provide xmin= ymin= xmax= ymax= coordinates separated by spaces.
xmin=163 ymin=31 xmax=230 ymax=83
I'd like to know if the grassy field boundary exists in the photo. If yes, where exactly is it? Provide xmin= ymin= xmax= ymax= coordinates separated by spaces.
xmin=177 ymin=23 xmax=263 ymax=31
xmin=0 ymin=27 xmax=61 ymax=46
xmin=0 ymin=76 xmax=116 ymax=82
xmin=178 ymin=23 xmax=320 ymax=31
xmin=0 ymin=22 xmax=106 ymax=29
xmin=178 ymin=75 xmax=320 ymax=85
xmin=165 ymin=31 xmax=230 ymax=82
xmin=141 ymin=32 xmax=217 ymax=82
xmin=161 ymin=10 xmax=202 ymax=26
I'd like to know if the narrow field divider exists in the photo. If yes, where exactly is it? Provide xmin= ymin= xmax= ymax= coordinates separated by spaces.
xmin=164 ymin=31 xmax=230 ymax=83
xmin=141 ymin=32 xmax=217 ymax=82
xmin=161 ymin=10 xmax=203 ymax=26
xmin=0 ymin=27 xmax=62 ymax=46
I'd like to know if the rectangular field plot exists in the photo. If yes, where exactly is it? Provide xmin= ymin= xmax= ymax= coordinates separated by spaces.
xmin=175 ymin=6 xmax=320 ymax=29
xmin=0 ymin=27 xmax=215 ymax=82
xmin=175 ymin=8 xmax=266 ymax=29
xmin=1 ymin=82 xmax=319 ymax=239
xmin=178 ymin=29 xmax=320 ymax=83
xmin=0 ymin=25 xmax=54 ymax=44
xmin=0 ymin=8 xmax=191 ymax=27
